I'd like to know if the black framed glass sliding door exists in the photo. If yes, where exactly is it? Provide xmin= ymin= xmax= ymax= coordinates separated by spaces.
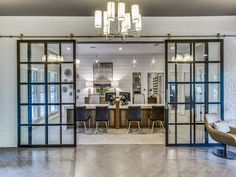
xmin=17 ymin=40 xmax=76 ymax=147
xmin=165 ymin=39 xmax=224 ymax=145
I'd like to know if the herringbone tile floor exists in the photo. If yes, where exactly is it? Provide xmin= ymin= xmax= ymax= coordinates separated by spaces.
xmin=1 ymin=145 xmax=236 ymax=177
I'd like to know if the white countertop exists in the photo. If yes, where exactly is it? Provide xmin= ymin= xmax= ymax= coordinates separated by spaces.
xmin=64 ymin=104 xmax=116 ymax=110
xmin=63 ymin=104 xmax=164 ymax=110
xmin=119 ymin=104 xmax=164 ymax=109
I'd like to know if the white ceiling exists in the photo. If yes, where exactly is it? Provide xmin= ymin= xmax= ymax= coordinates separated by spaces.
xmin=77 ymin=43 xmax=164 ymax=56
xmin=1 ymin=0 xmax=236 ymax=16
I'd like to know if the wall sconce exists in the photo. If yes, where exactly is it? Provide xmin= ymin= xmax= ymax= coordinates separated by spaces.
xmin=132 ymin=58 xmax=136 ymax=68
xmin=111 ymin=81 xmax=119 ymax=93
xmin=86 ymin=81 xmax=93 ymax=95
xmin=76 ymin=59 xmax=80 ymax=67
xmin=151 ymin=57 xmax=156 ymax=67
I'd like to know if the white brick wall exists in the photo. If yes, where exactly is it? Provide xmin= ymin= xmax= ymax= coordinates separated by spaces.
xmin=224 ymin=38 xmax=236 ymax=120
xmin=0 ymin=16 xmax=236 ymax=147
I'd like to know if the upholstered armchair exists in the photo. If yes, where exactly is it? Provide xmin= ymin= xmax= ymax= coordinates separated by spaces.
xmin=205 ymin=113 xmax=236 ymax=159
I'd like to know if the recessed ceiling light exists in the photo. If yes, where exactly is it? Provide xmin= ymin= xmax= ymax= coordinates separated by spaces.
xmin=66 ymin=47 xmax=71 ymax=50
xmin=119 ymin=47 xmax=123 ymax=51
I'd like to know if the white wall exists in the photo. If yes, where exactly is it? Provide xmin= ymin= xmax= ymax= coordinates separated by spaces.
xmin=0 ymin=16 xmax=236 ymax=147
xmin=0 ymin=39 xmax=17 ymax=147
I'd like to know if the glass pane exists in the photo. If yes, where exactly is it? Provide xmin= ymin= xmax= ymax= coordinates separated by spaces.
xmin=177 ymin=84 xmax=191 ymax=103
xmin=62 ymin=105 xmax=74 ymax=124
xmin=48 ymin=105 xmax=60 ymax=124
xmin=132 ymin=72 xmax=141 ymax=94
xmin=168 ymin=43 xmax=175 ymax=61
xmin=195 ymin=125 xmax=205 ymax=144
xmin=31 ymin=85 xmax=45 ymax=104
xmin=168 ymin=63 xmax=175 ymax=82
xmin=31 ymin=106 xmax=45 ymax=124
xmin=48 ymin=64 xmax=60 ymax=83
xmin=168 ymin=125 xmax=175 ymax=144
xmin=20 ymin=85 xmax=28 ymax=103
xmin=62 ymin=126 xmax=74 ymax=144
xmin=20 ymin=43 xmax=28 ymax=62
xmin=195 ymin=104 xmax=205 ymax=123
xmin=168 ymin=107 xmax=175 ymax=123
xmin=48 ymin=126 xmax=60 ymax=144
xmin=32 ymin=126 xmax=45 ymax=145
xmin=30 ymin=64 xmax=45 ymax=83
xmin=177 ymin=64 xmax=191 ymax=82
xmin=177 ymin=125 xmax=190 ymax=144
xmin=31 ymin=43 xmax=44 ymax=62
xmin=209 ymin=104 xmax=221 ymax=117
xmin=208 ymin=42 xmax=220 ymax=61
xmin=20 ymin=106 xmax=28 ymax=124
xmin=20 ymin=64 xmax=28 ymax=83
xmin=177 ymin=104 xmax=191 ymax=123
xmin=62 ymin=84 xmax=74 ymax=103
xmin=195 ymin=43 xmax=206 ymax=61
xmin=195 ymin=84 xmax=204 ymax=103
xmin=47 ymin=43 xmax=62 ymax=63
xmin=20 ymin=126 xmax=28 ymax=145
xmin=61 ymin=43 xmax=73 ymax=62
xmin=61 ymin=64 xmax=73 ymax=83
xmin=209 ymin=63 xmax=220 ymax=82
xmin=177 ymin=43 xmax=191 ymax=60
xmin=209 ymin=84 xmax=220 ymax=102
xmin=48 ymin=85 xmax=60 ymax=103
xmin=48 ymin=43 xmax=59 ymax=55
xmin=195 ymin=63 xmax=205 ymax=82
xmin=168 ymin=84 xmax=176 ymax=103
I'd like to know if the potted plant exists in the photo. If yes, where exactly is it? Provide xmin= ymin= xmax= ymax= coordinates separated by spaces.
xmin=96 ymin=87 xmax=108 ymax=95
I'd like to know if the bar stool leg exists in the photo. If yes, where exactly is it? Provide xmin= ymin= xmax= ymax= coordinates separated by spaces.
xmin=160 ymin=121 xmax=165 ymax=132
xmin=151 ymin=121 xmax=155 ymax=134
xmin=95 ymin=121 xmax=99 ymax=134
xmin=128 ymin=121 xmax=131 ymax=133
xmin=83 ymin=121 xmax=87 ymax=133
xmin=105 ymin=121 xmax=108 ymax=132
xmin=77 ymin=122 xmax=80 ymax=133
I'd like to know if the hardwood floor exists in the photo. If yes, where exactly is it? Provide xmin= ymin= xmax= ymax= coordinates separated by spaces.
xmin=1 ymin=145 xmax=236 ymax=177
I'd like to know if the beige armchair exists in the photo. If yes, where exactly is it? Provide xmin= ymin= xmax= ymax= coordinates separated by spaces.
xmin=205 ymin=113 xmax=236 ymax=159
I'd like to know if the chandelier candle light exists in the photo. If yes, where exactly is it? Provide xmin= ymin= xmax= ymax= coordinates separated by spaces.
xmin=42 ymin=54 xmax=64 ymax=62
xmin=172 ymin=54 xmax=193 ymax=62
xmin=94 ymin=1 xmax=142 ymax=40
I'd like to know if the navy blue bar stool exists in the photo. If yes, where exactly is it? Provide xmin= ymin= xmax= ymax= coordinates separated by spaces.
xmin=76 ymin=106 xmax=90 ymax=133
xmin=127 ymin=106 xmax=141 ymax=133
xmin=95 ymin=106 xmax=109 ymax=134
xmin=148 ymin=106 xmax=165 ymax=133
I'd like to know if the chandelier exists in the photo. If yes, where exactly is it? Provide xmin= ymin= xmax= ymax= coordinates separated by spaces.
xmin=94 ymin=1 xmax=142 ymax=40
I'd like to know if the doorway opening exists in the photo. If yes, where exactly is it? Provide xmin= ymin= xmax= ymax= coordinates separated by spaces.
xmin=75 ymin=42 xmax=166 ymax=145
